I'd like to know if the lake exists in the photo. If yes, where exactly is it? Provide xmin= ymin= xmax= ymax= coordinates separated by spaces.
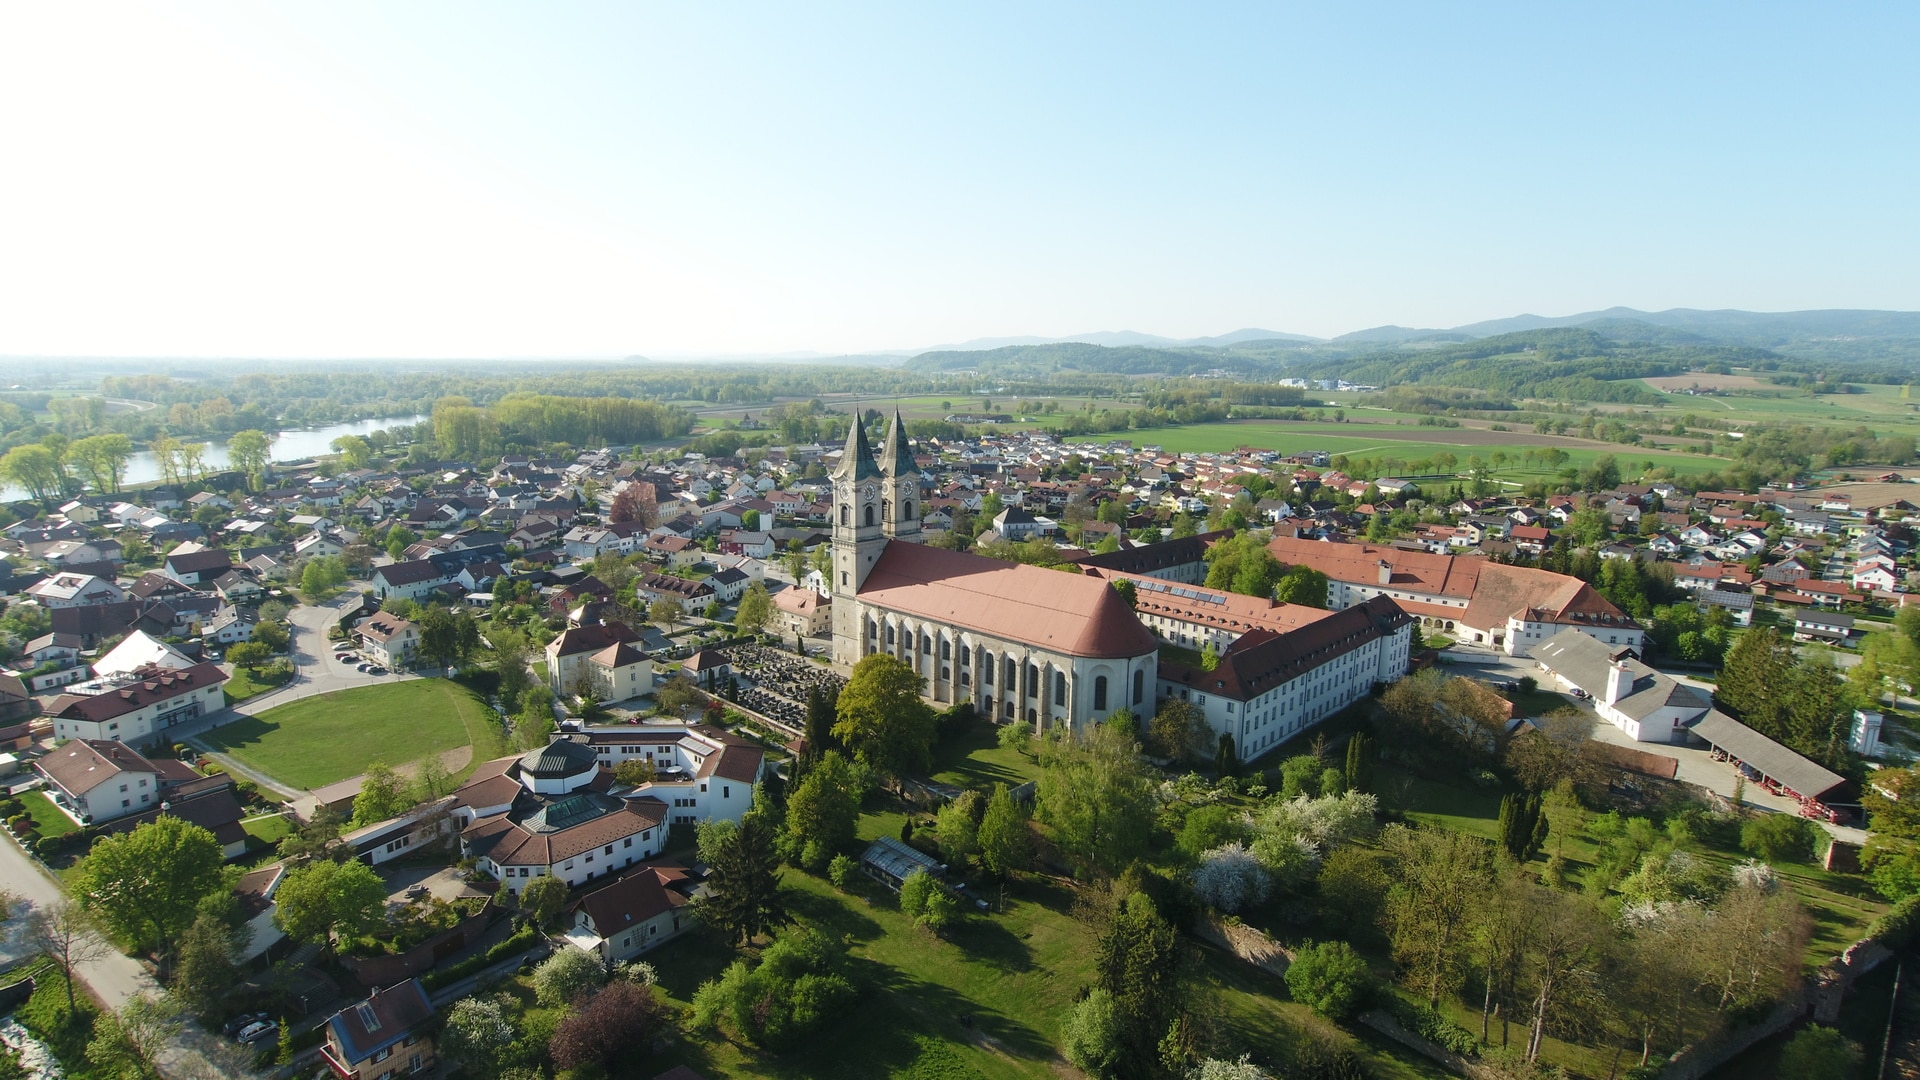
xmin=2 ymin=414 xmax=428 ymax=501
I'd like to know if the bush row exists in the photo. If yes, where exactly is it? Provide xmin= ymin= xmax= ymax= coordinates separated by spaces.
xmin=1386 ymin=997 xmax=1481 ymax=1056
xmin=420 ymin=924 xmax=543 ymax=990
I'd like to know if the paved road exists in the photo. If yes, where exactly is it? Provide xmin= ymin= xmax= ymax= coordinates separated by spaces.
xmin=0 ymin=834 xmax=236 ymax=1079
xmin=233 ymin=589 xmax=417 ymax=714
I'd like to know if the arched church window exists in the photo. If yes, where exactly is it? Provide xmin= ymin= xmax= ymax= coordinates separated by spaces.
xmin=1133 ymin=669 xmax=1144 ymax=705
xmin=864 ymin=505 xmax=874 ymax=527
xmin=905 ymin=500 xmax=914 ymax=519
xmin=840 ymin=506 xmax=849 ymax=526
xmin=1093 ymin=676 xmax=1109 ymax=711
xmin=885 ymin=624 xmax=895 ymax=645
xmin=1054 ymin=671 xmax=1066 ymax=706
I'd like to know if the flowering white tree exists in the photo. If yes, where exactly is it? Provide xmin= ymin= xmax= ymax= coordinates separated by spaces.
xmin=1188 ymin=1055 xmax=1271 ymax=1080
xmin=1193 ymin=841 xmax=1273 ymax=914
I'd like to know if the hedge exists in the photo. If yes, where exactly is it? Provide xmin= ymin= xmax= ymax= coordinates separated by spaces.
xmin=420 ymin=925 xmax=542 ymax=990
xmin=1387 ymin=997 xmax=1481 ymax=1056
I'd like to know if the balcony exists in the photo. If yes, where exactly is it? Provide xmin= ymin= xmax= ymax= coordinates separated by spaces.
xmin=319 ymin=1043 xmax=356 ymax=1080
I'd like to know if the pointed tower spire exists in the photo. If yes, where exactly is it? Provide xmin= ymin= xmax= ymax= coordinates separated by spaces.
xmin=881 ymin=409 xmax=917 ymax=477
xmin=830 ymin=416 xmax=881 ymax=481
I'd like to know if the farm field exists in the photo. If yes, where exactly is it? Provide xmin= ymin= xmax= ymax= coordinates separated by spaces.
xmin=197 ymin=679 xmax=503 ymax=789
xmin=1636 ymin=378 xmax=1920 ymax=431
xmin=1066 ymin=420 xmax=1725 ymax=476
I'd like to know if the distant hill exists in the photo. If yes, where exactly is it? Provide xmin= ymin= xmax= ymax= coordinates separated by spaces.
xmin=928 ymin=327 xmax=1320 ymax=351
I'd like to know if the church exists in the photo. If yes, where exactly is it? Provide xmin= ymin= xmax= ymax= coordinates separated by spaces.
xmin=831 ymin=413 xmax=1160 ymax=733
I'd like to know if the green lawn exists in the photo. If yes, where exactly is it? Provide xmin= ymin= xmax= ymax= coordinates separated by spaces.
xmin=241 ymin=812 xmax=294 ymax=846
xmin=928 ymin=721 xmax=1044 ymax=792
xmin=198 ymin=679 xmax=504 ymax=789
xmin=18 ymin=789 xmax=80 ymax=837
xmin=222 ymin=665 xmax=287 ymax=704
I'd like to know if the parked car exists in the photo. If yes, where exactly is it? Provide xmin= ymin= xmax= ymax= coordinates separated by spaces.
xmin=368 ymin=666 xmax=387 ymax=676
xmin=222 ymin=1012 xmax=269 ymax=1039
xmin=357 ymin=663 xmax=373 ymax=673
xmin=236 ymin=1020 xmax=279 ymax=1045
xmin=1569 ymin=687 xmax=1590 ymax=700
xmin=405 ymin=885 xmax=430 ymax=901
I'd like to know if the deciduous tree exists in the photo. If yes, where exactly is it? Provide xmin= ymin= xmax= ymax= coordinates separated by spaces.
xmin=1036 ymin=722 xmax=1156 ymax=879
xmin=70 ymin=816 xmax=225 ymax=972
xmin=352 ymin=762 xmax=416 ymax=825
xmin=832 ymin=654 xmax=936 ymax=778
xmin=549 ymin=980 xmax=671 ymax=1071
xmin=977 ymin=782 xmax=1033 ymax=879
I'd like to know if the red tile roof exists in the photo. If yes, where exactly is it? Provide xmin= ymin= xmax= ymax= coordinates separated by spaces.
xmin=47 ymin=662 xmax=228 ymax=725
xmin=859 ymin=543 xmax=1157 ymax=659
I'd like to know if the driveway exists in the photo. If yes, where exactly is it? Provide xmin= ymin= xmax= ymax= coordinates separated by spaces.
xmin=231 ymin=589 xmax=418 ymax=715
xmin=378 ymin=865 xmax=486 ymax=906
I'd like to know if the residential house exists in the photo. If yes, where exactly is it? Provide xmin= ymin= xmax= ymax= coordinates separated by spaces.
xmin=164 ymin=548 xmax=234 ymax=586
xmin=44 ymin=662 xmax=229 ymax=746
xmin=358 ymin=613 xmax=419 ymax=669
xmin=773 ymin=586 xmax=831 ymax=637
xmin=321 ymin=980 xmax=436 ymax=1080
xmin=25 ymin=573 xmax=128 ymax=609
xmin=33 ymin=739 xmax=164 ymax=824
xmin=562 ymin=863 xmax=696 ymax=962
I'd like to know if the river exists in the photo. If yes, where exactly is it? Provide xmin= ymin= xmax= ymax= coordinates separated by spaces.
xmin=2 ymin=414 xmax=428 ymax=501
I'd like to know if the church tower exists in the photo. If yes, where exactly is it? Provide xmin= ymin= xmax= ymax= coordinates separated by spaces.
xmin=881 ymin=409 xmax=922 ymax=542
xmin=830 ymin=417 xmax=886 ymax=666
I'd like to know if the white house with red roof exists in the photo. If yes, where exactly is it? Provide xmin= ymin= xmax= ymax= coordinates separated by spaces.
xmin=44 ymin=662 xmax=229 ymax=746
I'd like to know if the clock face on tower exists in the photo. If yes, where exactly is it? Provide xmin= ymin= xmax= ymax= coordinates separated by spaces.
xmin=861 ymin=484 xmax=876 ymax=502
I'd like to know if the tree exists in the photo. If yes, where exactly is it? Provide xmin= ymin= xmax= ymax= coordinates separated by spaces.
xmin=1191 ymin=842 xmax=1271 ymax=915
xmin=330 ymin=435 xmax=373 ymax=469
xmin=273 ymin=858 xmax=388 ymax=953
xmin=1285 ymin=940 xmax=1372 ymax=1020
xmin=833 ymin=653 xmax=936 ymax=778
xmin=783 ymin=751 xmax=861 ymax=869
xmin=23 ymin=898 xmax=108 ymax=1013
xmin=1094 ymin=889 xmax=1186 ymax=1077
xmin=734 ymin=582 xmax=773 ymax=637
xmin=1344 ymin=732 xmax=1375 ymax=793
xmin=1504 ymin=709 xmax=1594 ymax=792
xmin=533 ymin=947 xmax=606 ymax=1007
xmin=171 ymin=911 xmax=243 ymax=1020
xmin=70 ymin=816 xmax=225 ymax=972
xmin=654 ymin=672 xmax=700 ymax=716
xmin=68 ymin=434 xmax=134 ymax=493
xmin=936 ymin=790 xmax=982 ymax=865
xmin=1382 ymin=824 xmax=1493 ymax=1009
xmin=352 ymin=762 xmax=416 ymax=825
xmin=86 ymin=993 xmax=180 ymax=1080
xmin=1060 ymin=987 xmax=1123 ymax=1078
xmin=694 ymin=811 xmax=790 ymax=945
xmin=441 ymin=995 xmax=517 ymax=1078
xmin=1036 ymin=722 xmax=1156 ymax=879
xmin=489 ymin=626 xmax=535 ymax=712
xmin=898 ymin=868 xmax=959 ymax=933
xmin=977 ymin=782 xmax=1033 ymax=878
xmin=1776 ymin=1025 xmax=1860 ymax=1080
xmin=549 ymin=980 xmax=672 ymax=1071
xmin=1147 ymin=699 xmax=1206 ymax=765
xmin=521 ymin=874 xmax=570 ymax=930
xmin=1715 ymin=628 xmax=1797 ymax=740
xmin=0 ymin=444 xmax=62 ymax=503
xmin=802 ymin=684 xmax=838 ymax=761
xmin=648 ymin=597 xmax=684 ymax=633
xmin=1498 ymin=792 xmax=1548 ymax=862
xmin=1741 ymin=813 xmax=1819 ymax=864
xmin=225 ymin=641 xmax=271 ymax=669
xmin=226 ymin=429 xmax=273 ymax=490
xmin=1272 ymin=565 xmax=1330 ymax=608
xmin=610 ymin=484 xmax=658 ymax=527
xmin=613 ymin=758 xmax=656 ymax=788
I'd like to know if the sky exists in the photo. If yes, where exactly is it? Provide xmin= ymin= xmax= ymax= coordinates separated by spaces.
xmin=1 ymin=3 xmax=1916 ymax=359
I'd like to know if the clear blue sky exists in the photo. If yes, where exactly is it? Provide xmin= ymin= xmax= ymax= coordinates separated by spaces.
xmin=1 ymin=3 xmax=1914 ymax=358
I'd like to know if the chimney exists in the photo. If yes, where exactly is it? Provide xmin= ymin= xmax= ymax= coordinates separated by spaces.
xmin=1604 ymin=661 xmax=1633 ymax=706
xmin=1377 ymin=560 xmax=1392 ymax=586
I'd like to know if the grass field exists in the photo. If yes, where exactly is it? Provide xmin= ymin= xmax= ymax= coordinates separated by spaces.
xmin=1065 ymin=420 xmax=1724 ymax=477
xmin=17 ymin=789 xmax=80 ymax=837
xmin=928 ymin=720 xmax=1044 ymax=792
xmin=221 ymin=666 xmax=287 ymax=704
xmin=198 ymin=680 xmax=504 ymax=789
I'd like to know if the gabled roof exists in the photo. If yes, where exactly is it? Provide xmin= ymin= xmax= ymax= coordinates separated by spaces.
xmin=573 ymin=862 xmax=692 ymax=934
xmin=38 ymin=739 xmax=158 ymax=795
xmin=327 ymin=981 xmax=433 ymax=1065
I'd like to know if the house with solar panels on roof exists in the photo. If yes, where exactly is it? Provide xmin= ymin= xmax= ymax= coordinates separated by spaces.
xmin=450 ymin=725 xmax=767 ymax=893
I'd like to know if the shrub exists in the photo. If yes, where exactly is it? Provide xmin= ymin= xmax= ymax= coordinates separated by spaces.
xmin=828 ymin=853 xmax=858 ymax=891
xmin=1060 ymin=988 xmax=1122 ymax=1078
xmin=1741 ymin=813 xmax=1819 ymax=864
xmin=1387 ymin=998 xmax=1480 ymax=1055
xmin=1777 ymin=1025 xmax=1860 ymax=1080
xmin=1192 ymin=843 xmax=1272 ymax=915
xmin=1283 ymin=941 xmax=1372 ymax=1020
xmin=533 ymin=947 xmax=606 ymax=1007
xmin=35 ymin=835 xmax=64 ymax=857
